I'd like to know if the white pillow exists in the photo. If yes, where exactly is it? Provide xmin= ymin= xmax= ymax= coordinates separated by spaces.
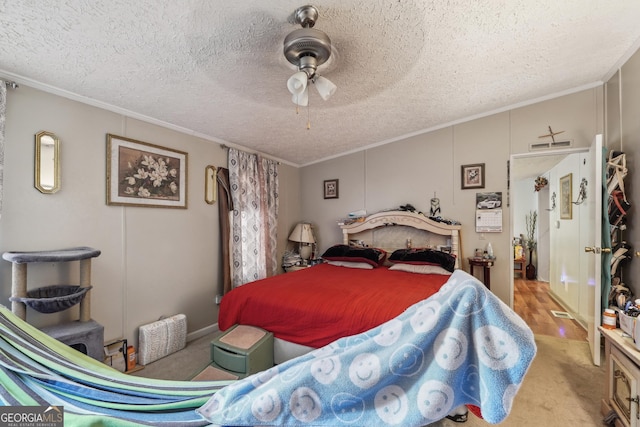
xmin=326 ymin=260 xmax=374 ymax=269
xmin=389 ymin=263 xmax=452 ymax=275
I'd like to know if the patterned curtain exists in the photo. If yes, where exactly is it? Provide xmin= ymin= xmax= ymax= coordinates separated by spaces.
xmin=228 ymin=149 xmax=279 ymax=287
xmin=259 ymin=156 xmax=279 ymax=277
xmin=0 ymin=80 xmax=6 ymax=218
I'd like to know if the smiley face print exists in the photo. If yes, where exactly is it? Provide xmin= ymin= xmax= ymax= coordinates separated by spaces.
xmin=416 ymin=380 xmax=455 ymax=421
xmin=374 ymin=385 xmax=409 ymax=425
xmin=280 ymin=362 xmax=306 ymax=383
xmin=374 ymin=319 xmax=403 ymax=347
xmin=460 ymin=364 xmax=483 ymax=406
xmin=348 ymin=353 xmax=382 ymax=389
xmin=389 ymin=343 xmax=424 ymax=377
xmin=250 ymin=388 xmax=281 ymax=423
xmin=447 ymin=283 xmax=487 ymax=317
xmin=474 ymin=325 xmax=520 ymax=370
xmin=310 ymin=355 xmax=342 ymax=385
xmin=311 ymin=342 xmax=342 ymax=359
xmin=434 ymin=328 xmax=468 ymax=371
xmin=331 ymin=392 xmax=365 ymax=424
xmin=410 ymin=300 xmax=441 ymax=333
xmin=220 ymin=395 xmax=251 ymax=422
xmin=289 ymin=387 xmax=322 ymax=423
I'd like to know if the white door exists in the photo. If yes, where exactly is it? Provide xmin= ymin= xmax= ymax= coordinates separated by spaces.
xmin=584 ymin=134 xmax=604 ymax=366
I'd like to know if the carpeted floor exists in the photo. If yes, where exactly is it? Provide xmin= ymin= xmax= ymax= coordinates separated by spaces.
xmin=432 ymin=335 xmax=606 ymax=427
xmin=133 ymin=333 xmax=606 ymax=426
xmin=131 ymin=332 xmax=215 ymax=381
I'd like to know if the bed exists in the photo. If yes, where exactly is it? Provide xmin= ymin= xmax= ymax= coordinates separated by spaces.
xmin=0 ymin=213 xmax=535 ymax=426
xmin=218 ymin=210 xmax=463 ymax=363
xmin=203 ymin=270 xmax=537 ymax=426
xmin=0 ymin=271 xmax=536 ymax=426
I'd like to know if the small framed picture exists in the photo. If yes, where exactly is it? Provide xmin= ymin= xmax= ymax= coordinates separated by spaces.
xmin=560 ymin=173 xmax=572 ymax=219
xmin=461 ymin=163 xmax=485 ymax=190
xmin=323 ymin=179 xmax=339 ymax=199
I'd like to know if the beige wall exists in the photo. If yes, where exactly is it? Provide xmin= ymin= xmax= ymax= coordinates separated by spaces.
xmin=4 ymin=44 xmax=639 ymax=347
xmin=301 ymin=88 xmax=602 ymax=304
xmin=0 ymin=85 xmax=299 ymax=345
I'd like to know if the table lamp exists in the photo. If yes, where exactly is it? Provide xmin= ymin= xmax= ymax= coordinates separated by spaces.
xmin=288 ymin=223 xmax=315 ymax=261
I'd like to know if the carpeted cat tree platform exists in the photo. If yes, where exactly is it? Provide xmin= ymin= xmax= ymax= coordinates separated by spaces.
xmin=2 ymin=247 xmax=104 ymax=360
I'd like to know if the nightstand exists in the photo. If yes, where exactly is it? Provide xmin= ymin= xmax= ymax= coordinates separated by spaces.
xmin=468 ymin=257 xmax=495 ymax=289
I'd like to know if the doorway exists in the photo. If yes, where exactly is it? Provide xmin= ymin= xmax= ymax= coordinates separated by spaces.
xmin=510 ymin=149 xmax=590 ymax=339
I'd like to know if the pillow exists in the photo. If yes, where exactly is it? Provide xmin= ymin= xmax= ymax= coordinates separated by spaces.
xmin=321 ymin=244 xmax=387 ymax=267
xmin=388 ymin=248 xmax=456 ymax=272
xmin=326 ymin=260 xmax=374 ymax=269
xmin=389 ymin=263 xmax=452 ymax=275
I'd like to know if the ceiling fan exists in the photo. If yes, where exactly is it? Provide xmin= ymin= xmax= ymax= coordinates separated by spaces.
xmin=283 ymin=5 xmax=337 ymax=107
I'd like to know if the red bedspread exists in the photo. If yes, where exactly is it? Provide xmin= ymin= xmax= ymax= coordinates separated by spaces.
xmin=218 ymin=263 xmax=449 ymax=348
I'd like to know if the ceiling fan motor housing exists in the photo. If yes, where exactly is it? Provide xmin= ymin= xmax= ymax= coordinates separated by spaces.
xmin=283 ymin=5 xmax=332 ymax=78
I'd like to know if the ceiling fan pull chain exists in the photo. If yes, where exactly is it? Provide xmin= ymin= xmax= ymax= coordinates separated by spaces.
xmin=307 ymin=103 xmax=311 ymax=130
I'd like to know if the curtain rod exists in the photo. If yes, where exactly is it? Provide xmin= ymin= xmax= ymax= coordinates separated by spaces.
xmin=220 ymin=144 xmax=280 ymax=164
xmin=3 ymin=81 xmax=19 ymax=89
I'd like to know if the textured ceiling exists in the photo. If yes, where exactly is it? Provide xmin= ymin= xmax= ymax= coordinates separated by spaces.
xmin=1 ymin=1 xmax=640 ymax=166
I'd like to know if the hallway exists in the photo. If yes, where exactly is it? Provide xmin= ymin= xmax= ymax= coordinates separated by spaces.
xmin=514 ymin=277 xmax=587 ymax=341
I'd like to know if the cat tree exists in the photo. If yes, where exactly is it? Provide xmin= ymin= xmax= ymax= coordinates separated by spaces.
xmin=2 ymin=247 xmax=104 ymax=360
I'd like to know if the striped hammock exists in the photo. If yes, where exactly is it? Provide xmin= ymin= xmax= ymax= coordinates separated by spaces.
xmin=0 ymin=304 xmax=231 ymax=426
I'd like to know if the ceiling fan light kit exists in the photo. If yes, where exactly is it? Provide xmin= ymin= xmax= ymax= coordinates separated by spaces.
xmin=284 ymin=5 xmax=337 ymax=113
xmin=287 ymin=71 xmax=309 ymax=106
xmin=314 ymin=75 xmax=337 ymax=100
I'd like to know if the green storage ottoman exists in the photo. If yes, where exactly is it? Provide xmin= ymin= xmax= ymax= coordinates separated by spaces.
xmin=210 ymin=324 xmax=274 ymax=376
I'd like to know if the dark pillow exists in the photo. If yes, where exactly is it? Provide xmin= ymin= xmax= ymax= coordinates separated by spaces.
xmin=321 ymin=244 xmax=387 ymax=267
xmin=388 ymin=248 xmax=456 ymax=272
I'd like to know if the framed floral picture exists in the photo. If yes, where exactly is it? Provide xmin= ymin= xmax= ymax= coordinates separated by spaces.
xmin=106 ymin=134 xmax=188 ymax=208
xmin=461 ymin=163 xmax=485 ymax=189
xmin=323 ymin=179 xmax=339 ymax=199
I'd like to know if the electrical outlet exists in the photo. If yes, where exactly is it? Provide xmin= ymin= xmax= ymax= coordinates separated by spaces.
xmin=215 ymin=295 xmax=223 ymax=305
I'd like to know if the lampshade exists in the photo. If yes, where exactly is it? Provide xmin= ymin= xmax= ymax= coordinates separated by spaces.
xmin=288 ymin=223 xmax=315 ymax=244
xmin=287 ymin=71 xmax=308 ymax=96
xmin=313 ymin=76 xmax=337 ymax=101
xmin=291 ymin=85 xmax=309 ymax=106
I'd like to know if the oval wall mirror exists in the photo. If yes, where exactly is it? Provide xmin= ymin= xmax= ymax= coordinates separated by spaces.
xmin=34 ymin=131 xmax=60 ymax=194
xmin=204 ymin=165 xmax=217 ymax=204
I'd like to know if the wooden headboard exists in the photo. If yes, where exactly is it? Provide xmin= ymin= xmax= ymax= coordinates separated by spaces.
xmin=340 ymin=210 xmax=463 ymax=268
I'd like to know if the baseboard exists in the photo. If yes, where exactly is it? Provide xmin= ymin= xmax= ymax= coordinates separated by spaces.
xmin=187 ymin=322 xmax=220 ymax=343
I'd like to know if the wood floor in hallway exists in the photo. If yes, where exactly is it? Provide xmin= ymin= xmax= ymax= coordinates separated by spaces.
xmin=514 ymin=277 xmax=588 ymax=341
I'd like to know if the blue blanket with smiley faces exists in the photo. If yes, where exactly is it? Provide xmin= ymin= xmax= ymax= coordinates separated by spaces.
xmin=197 ymin=270 xmax=536 ymax=426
